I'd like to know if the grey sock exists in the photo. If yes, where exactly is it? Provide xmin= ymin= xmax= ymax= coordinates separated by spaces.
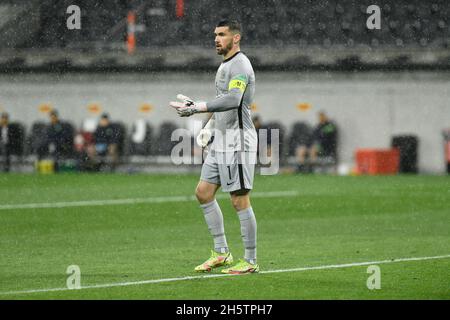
xmin=200 ymin=199 xmax=228 ymax=253
xmin=237 ymin=207 xmax=257 ymax=264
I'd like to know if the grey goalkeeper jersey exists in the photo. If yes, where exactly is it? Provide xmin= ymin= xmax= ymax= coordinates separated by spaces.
xmin=206 ymin=51 xmax=257 ymax=152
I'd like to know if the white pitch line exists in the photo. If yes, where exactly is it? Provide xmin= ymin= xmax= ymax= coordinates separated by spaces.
xmin=0 ymin=190 xmax=299 ymax=211
xmin=1 ymin=254 xmax=449 ymax=296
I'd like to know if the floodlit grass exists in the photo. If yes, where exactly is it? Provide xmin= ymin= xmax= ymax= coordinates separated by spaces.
xmin=0 ymin=173 xmax=449 ymax=299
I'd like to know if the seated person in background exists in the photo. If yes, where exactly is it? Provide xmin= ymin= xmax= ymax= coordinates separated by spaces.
xmin=297 ymin=111 xmax=337 ymax=173
xmin=87 ymin=113 xmax=119 ymax=171
xmin=0 ymin=112 xmax=13 ymax=172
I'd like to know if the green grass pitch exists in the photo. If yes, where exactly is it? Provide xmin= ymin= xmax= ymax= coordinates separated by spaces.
xmin=0 ymin=173 xmax=449 ymax=299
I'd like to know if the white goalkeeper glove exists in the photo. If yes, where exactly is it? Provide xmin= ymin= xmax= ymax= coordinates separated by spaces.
xmin=169 ymin=94 xmax=207 ymax=117
xmin=196 ymin=118 xmax=215 ymax=148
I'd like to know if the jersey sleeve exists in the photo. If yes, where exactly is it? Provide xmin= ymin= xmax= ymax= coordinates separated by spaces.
xmin=206 ymin=59 xmax=248 ymax=112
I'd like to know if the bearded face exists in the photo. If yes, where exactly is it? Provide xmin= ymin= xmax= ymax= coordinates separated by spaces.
xmin=216 ymin=37 xmax=233 ymax=56
xmin=214 ymin=26 xmax=238 ymax=57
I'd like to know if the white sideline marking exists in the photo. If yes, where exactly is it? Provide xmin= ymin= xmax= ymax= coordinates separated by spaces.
xmin=1 ymin=254 xmax=449 ymax=296
xmin=0 ymin=190 xmax=299 ymax=211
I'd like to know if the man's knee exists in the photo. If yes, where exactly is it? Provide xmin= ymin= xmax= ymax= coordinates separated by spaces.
xmin=230 ymin=190 xmax=251 ymax=211
xmin=195 ymin=182 xmax=217 ymax=204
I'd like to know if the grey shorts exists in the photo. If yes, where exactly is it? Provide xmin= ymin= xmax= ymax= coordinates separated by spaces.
xmin=200 ymin=149 xmax=256 ymax=193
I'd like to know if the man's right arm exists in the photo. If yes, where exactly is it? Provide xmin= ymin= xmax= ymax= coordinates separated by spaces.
xmin=206 ymin=88 xmax=244 ymax=112
xmin=206 ymin=61 xmax=248 ymax=113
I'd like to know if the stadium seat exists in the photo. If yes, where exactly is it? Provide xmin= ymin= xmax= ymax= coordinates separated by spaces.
xmin=315 ymin=123 xmax=339 ymax=173
xmin=26 ymin=122 xmax=48 ymax=158
xmin=111 ymin=122 xmax=127 ymax=156
xmin=391 ymin=135 xmax=418 ymax=173
xmin=7 ymin=122 xmax=25 ymax=156
xmin=129 ymin=120 xmax=154 ymax=156
xmin=264 ymin=121 xmax=287 ymax=163
xmin=155 ymin=121 xmax=179 ymax=156
xmin=288 ymin=122 xmax=313 ymax=157
xmin=57 ymin=122 xmax=76 ymax=159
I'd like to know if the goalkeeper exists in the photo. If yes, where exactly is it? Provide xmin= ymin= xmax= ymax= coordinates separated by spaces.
xmin=169 ymin=20 xmax=258 ymax=274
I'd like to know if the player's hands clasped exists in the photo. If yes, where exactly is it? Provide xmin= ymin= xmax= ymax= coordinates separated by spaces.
xmin=169 ymin=94 xmax=207 ymax=117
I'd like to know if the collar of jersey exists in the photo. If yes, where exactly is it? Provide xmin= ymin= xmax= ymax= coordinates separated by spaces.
xmin=223 ymin=51 xmax=241 ymax=63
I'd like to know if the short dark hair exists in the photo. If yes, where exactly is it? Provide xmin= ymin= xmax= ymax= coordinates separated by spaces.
xmin=101 ymin=113 xmax=109 ymax=120
xmin=1 ymin=112 xmax=8 ymax=120
xmin=216 ymin=19 xmax=242 ymax=35
xmin=50 ymin=110 xmax=58 ymax=117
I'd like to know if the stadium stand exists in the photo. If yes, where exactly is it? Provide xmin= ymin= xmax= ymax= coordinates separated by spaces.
xmin=0 ymin=1 xmax=448 ymax=174
xmin=6 ymin=0 xmax=446 ymax=49
xmin=0 ymin=1 xmax=449 ymax=71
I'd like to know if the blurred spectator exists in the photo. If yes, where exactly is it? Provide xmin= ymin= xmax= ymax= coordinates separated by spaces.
xmin=46 ymin=110 xmax=74 ymax=171
xmin=297 ymin=111 xmax=338 ymax=173
xmin=0 ymin=113 xmax=13 ymax=172
xmin=87 ymin=113 xmax=119 ymax=171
